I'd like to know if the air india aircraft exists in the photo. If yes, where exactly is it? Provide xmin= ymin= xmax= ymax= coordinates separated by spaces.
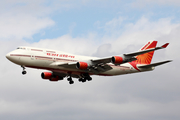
xmin=6 ymin=41 xmax=171 ymax=84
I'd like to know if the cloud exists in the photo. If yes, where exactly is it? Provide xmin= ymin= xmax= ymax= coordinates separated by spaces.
xmin=101 ymin=17 xmax=180 ymax=58
xmin=30 ymin=34 xmax=99 ymax=56
xmin=92 ymin=43 xmax=116 ymax=57
xmin=0 ymin=14 xmax=54 ymax=40
xmin=131 ymin=0 xmax=180 ymax=8
xmin=103 ymin=17 xmax=125 ymax=37
xmin=0 ymin=1 xmax=55 ymax=40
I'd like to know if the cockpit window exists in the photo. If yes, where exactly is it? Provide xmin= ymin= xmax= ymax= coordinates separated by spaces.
xmin=17 ymin=47 xmax=26 ymax=50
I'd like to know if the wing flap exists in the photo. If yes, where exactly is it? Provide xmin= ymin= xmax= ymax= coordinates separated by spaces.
xmin=90 ymin=64 xmax=113 ymax=72
xmin=91 ymin=57 xmax=112 ymax=64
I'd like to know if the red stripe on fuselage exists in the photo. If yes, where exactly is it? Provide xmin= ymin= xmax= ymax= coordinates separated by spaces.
xmin=10 ymin=54 xmax=31 ymax=57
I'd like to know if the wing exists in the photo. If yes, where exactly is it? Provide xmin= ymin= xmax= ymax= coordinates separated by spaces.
xmin=92 ymin=43 xmax=169 ymax=64
xmin=50 ymin=61 xmax=113 ymax=74
xmin=50 ymin=42 xmax=169 ymax=74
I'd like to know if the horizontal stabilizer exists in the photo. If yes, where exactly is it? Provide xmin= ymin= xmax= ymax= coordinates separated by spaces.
xmin=138 ymin=60 xmax=172 ymax=68
xmin=161 ymin=43 xmax=169 ymax=48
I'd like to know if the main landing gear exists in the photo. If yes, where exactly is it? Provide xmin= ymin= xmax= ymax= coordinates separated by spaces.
xmin=78 ymin=76 xmax=92 ymax=83
xmin=67 ymin=77 xmax=74 ymax=84
xmin=67 ymin=75 xmax=92 ymax=84
xmin=21 ymin=66 xmax=27 ymax=75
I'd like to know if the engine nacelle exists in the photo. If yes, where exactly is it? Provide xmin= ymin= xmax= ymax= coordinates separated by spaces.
xmin=41 ymin=72 xmax=63 ymax=82
xmin=41 ymin=72 xmax=52 ymax=79
xmin=76 ymin=62 xmax=88 ymax=70
xmin=50 ymin=76 xmax=59 ymax=81
xmin=112 ymin=56 xmax=124 ymax=64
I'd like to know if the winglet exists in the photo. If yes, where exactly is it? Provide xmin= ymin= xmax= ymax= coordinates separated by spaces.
xmin=161 ymin=43 xmax=169 ymax=48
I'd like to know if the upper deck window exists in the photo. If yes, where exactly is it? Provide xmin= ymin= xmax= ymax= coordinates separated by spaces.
xmin=31 ymin=49 xmax=43 ymax=52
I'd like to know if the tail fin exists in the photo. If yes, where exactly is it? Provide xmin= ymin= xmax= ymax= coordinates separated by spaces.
xmin=135 ymin=41 xmax=157 ymax=65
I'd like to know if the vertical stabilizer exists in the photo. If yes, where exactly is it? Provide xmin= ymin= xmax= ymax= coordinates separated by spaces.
xmin=134 ymin=41 xmax=157 ymax=65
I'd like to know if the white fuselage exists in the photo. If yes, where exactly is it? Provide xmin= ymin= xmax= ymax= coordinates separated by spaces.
xmin=6 ymin=46 xmax=153 ymax=77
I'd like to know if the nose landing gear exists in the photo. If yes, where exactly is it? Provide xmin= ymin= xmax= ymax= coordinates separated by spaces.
xmin=21 ymin=66 xmax=27 ymax=75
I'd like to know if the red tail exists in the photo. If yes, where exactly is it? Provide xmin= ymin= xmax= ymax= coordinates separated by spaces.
xmin=135 ymin=41 xmax=157 ymax=65
xmin=129 ymin=41 xmax=157 ymax=71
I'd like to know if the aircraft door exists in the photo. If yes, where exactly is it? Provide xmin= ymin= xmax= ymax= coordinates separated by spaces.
xmin=31 ymin=53 xmax=35 ymax=60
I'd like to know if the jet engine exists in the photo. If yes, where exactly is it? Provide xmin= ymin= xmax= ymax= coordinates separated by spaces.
xmin=41 ymin=72 xmax=62 ymax=81
xmin=41 ymin=72 xmax=52 ymax=79
xmin=111 ymin=56 xmax=124 ymax=64
xmin=76 ymin=62 xmax=88 ymax=70
xmin=112 ymin=56 xmax=137 ymax=64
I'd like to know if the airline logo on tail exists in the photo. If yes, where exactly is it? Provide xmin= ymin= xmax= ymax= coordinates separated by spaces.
xmin=129 ymin=41 xmax=158 ymax=71
xmin=136 ymin=41 xmax=157 ymax=65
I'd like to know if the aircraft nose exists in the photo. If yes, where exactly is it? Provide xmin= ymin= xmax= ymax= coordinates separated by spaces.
xmin=6 ymin=53 xmax=11 ymax=60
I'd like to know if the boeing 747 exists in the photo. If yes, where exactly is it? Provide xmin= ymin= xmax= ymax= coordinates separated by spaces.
xmin=6 ymin=41 xmax=172 ymax=84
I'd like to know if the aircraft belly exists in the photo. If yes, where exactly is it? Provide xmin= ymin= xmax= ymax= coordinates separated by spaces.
xmin=26 ymin=59 xmax=84 ymax=73
xmin=99 ymin=65 xmax=139 ymax=76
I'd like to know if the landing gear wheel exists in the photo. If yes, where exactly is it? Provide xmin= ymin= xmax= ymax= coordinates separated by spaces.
xmin=67 ymin=76 xmax=74 ymax=84
xmin=87 ymin=77 xmax=92 ymax=81
xmin=69 ymin=80 xmax=74 ymax=84
xmin=22 ymin=71 xmax=27 ymax=75
xmin=67 ymin=77 xmax=72 ymax=81
xmin=78 ymin=78 xmax=83 ymax=82
xmin=21 ymin=66 xmax=27 ymax=75
xmin=82 ymin=78 xmax=86 ymax=83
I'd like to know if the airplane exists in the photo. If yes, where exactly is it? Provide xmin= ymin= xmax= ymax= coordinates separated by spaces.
xmin=6 ymin=41 xmax=172 ymax=84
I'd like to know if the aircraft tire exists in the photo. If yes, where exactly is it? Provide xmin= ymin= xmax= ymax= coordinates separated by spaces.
xmin=67 ymin=77 xmax=72 ymax=81
xmin=69 ymin=80 xmax=74 ymax=84
xmin=82 ymin=78 xmax=86 ymax=83
xmin=22 ymin=71 xmax=27 ymax=75
xmin=78 ymin=78 xmax=83 ymax=82
xmin=87 ymin=77 xmax=92 ymax=81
